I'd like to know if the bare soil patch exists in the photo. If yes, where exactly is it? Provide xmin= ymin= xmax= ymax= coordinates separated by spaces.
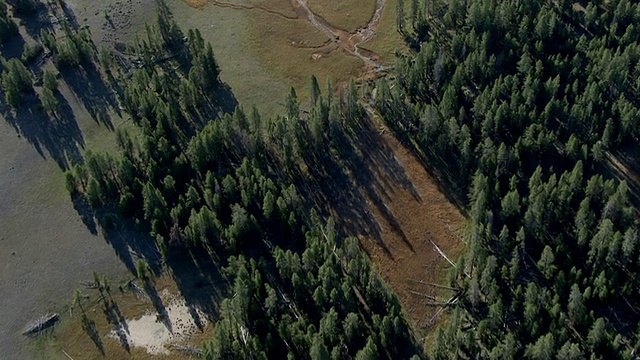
xmin=111 ymin=297 xmax=208 ymax=355
xmin=51 ymin=274 xmax=212 ymax=360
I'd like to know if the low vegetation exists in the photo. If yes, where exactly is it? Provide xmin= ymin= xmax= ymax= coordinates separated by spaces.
xmin=308 ymin=0 xmax=376 ymax=32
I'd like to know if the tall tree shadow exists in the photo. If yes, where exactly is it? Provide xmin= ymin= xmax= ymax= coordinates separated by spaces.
xmin=16 ymin=2 xmax=54 ymax=37
xmin=142 ymin=277 xmax=173 ymax=333
xmin=56 ymin=0 xmax=80 ymax=29
xmin=81 ymin=313 xmax=105 ymax=355
xmin=61 ymin=61 xmax=119 ymax=129
xmin=0 ymin=90 xmax=85 ymax=170
xmin=100 ymin=287 xmax=130 ymax=352
xmin=0 ymin=31 xmax=26 ymax=60
xmin=211 ymin=82 xmax=239 ymax=116
xmin=167 ymin=249 xmax=225 ymax=322
xmin=100 ymin=217 xmax=163 ymax=276
xmin=71 ymin=195 xmax=98 ymax=235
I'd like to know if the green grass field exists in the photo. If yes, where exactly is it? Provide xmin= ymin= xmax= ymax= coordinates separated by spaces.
xmin=173 ymin=0 xmax=402 ymax=116
xmin=359 ymin=0 xmax=408 ymax=62
xmin=308 ymin=0 xmax=377 ymax=32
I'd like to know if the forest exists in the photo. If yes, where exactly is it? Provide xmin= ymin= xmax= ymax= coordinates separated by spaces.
xmin=60 ymin=1 xmax=423 ymax=358
xmin=380 ymin=0 xmax=640 ymax=358
xmin=1 ymin=0 xmax=639 ymax=358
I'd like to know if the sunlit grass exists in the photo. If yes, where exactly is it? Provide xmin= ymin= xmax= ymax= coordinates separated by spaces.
xmin=308 ymin=0 xmax=376 ymax=32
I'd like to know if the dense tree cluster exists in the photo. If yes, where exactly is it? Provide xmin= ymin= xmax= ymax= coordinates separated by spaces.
xmin=380 ymin=0 xmax=640 ymax=358
xmin=65 ymin=2 xmax=420 ymax=358
xmin=40 ymin=21 xmax=94 ymax=68
xmin=205 ymin=223 xmax=417 ymax=359
xmin=1 ymin=57 xmax=32 ymax=108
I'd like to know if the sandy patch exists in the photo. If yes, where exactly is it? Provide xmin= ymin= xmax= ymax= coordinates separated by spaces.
xmin=109 ymin=296 xmax=208 ymax=355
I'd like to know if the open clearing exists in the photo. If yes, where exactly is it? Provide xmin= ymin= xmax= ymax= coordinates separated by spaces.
xmin=308 ymin=0 xmax=376 ymax=32
xmin=297 ymin=109 xmax=465 ymax=336
xmin=46 ymin=274 xmax=214 ymax=359
xmin=354 ymin=123 xmax=464 ymax=334
xmin=0 ymin=85 xmax=130 ymax=359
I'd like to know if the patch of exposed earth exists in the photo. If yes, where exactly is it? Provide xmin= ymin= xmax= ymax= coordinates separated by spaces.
xmin=108 ymin=292 xmax=208 ymax=355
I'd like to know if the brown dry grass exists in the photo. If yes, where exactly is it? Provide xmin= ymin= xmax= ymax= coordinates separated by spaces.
xmin=178 ymin=0 xmax=377 ymax=114
xmin=308 ymin=0 xmax=377 ymax=32
xmin=360 ymin=124 xmax=464 ymax=334
xmin=362 ymin=127 xmax=465 ymax=337
xmin=244 ymin=0 xmax=363 ymax=101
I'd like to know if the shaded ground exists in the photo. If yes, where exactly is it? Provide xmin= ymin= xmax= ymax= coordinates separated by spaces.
xmin=605 ymin=144 xmax=640 ymax=213
xmin=297 ymin=109 xmax=466 ymax=335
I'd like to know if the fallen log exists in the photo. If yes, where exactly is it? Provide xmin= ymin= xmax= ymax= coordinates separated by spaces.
xmin=23 ymin=313 xmax=59 ymax=335
xmin=408 ymin=278 xmax=458 ymax=291
xmin=408 ymin=290 xmax=438 ymax=301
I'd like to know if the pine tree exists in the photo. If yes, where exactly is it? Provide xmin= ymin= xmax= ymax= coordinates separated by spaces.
xmin=2 ymin=58 xmax=32 ymax=109
xmin=41 ymin=87 xmax=59 ymax=115
xmin=396 ymin=0 xmax=404 ymax=33
xmin=310 ymin=75 xmax=321 ymax=106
